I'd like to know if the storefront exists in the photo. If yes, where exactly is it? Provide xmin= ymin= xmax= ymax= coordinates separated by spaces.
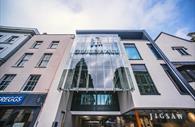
xmin=122 ymin=109 xmax=195 ymax=127
xmin=0 ymin=93 xmax=46 ymax=127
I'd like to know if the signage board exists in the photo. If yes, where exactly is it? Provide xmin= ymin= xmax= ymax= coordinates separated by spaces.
xmin=0 ymin=94 xmax=25 ymax=105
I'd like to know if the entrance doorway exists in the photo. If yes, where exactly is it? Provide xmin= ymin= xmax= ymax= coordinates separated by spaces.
xmin=72 ymin=115 xmax=136 ymax=127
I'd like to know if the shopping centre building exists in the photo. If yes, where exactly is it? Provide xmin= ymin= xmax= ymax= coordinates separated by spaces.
xmin=0 ymin=28 xmax=194 ymax=127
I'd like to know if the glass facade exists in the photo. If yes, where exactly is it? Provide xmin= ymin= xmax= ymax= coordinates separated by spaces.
xmin=71 ymin=92 xmax=119 ymax=111
xmin=64 ymin=34 xmax=134 ymax=91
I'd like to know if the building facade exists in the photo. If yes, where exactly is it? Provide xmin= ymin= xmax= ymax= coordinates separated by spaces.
xmin=0 ymin=33 xmax=74 ymax=127
xmin=155 ymin=32 xmax=195 ymax=96
xmin=0 ymin=26 xmax=39 ymax=66
xmin=0 ymin=29 xmax=194 ymax=127
xmin=44 ymin=30 xmax=194 ymax=127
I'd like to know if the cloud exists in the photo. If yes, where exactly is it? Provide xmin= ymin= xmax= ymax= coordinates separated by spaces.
xmin=0 ymin=0 xmax=183 ymax=37
xmin=175 ymin=28 xmax=191 ymax=40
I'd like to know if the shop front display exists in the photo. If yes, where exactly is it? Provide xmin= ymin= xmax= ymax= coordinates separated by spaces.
xmin=0 ymin=93 xmax=46 ymax=127
xmin=126 ymin=109 xmax=195 ymax=127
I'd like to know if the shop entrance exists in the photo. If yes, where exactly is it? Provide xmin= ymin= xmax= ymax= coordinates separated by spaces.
xmin=72 ymin=115 xmax=137 ymax=127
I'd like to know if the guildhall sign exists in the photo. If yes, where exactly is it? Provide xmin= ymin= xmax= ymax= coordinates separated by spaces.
xmin=74 ymin=37 xmax=119 ymax=55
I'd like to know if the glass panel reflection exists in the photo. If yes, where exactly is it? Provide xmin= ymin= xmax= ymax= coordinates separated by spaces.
xmin=64 ymin=35 xmax=133 ymax=90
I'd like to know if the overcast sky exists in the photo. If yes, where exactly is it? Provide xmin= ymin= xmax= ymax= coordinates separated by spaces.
xmin=0 ymin=0 xmax=195 ymax=39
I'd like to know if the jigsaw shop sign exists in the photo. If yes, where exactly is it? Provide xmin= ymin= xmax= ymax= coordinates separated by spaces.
xmin=0 ymin=94 xmax=25 ymax=105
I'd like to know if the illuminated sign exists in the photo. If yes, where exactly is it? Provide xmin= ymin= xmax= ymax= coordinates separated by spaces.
xmin=149 ymin=112 xmax=183 ymax=120
xmin=0 ymin=94 xmax=25 ymax=105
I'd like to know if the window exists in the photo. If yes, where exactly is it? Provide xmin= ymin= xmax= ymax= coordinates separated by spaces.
xmin=32 ymin=41 xmax=42 ymax=49
xmin=15 ymin=53 xmax=33 ymax=67
xmin=147 ymin=44 xmax=162 ymax=59
xmin=161 ymin=64 xmax=189 ymax=94
xmin=22 ymin=75 xmax=41 ymax=91
xmin=37 ymin=53 xmax=52 ymax=67
xmin=132 ymin=64 xmax=159 ymax=95
xmin=0 ymin=47 xmax=4 ymax=52
xmin=6 ymin=36 xmax=19 ymax=43
xmin=172 ymin=47 xmax=190 ymax=55
xmin=71 ymin=92 xmax=119 ymax=111
xmin=49 ymin=41 xmax=59 ymax=49
xmin=124 ymin=44 xmax=141 ymax=60
xmin=177 ymin=65 xmax=195 ymax=83
xmin=0 ymin=74 xmax=16 ymax=90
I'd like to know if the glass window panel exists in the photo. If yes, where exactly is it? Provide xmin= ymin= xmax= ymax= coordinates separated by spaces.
xmin=124 ymin=44 xmax=141 ymax=59
xmin=23 ymin=75 xmax=40 ymax=91
xmin=132 ymin=65 xmax=159 ymax=95
xmin=104 ymin=69 xmax=114 ymax=88
xmin=0 ymin=74 xmax=16 ymax=90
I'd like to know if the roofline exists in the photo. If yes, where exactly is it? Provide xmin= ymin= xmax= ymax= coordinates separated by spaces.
xmin=76 ymin=29 xmax=150 ymax=41
xmin=154 ymin=32 xmax=192 ymax=42
xmin=0 ymin=25 xmax=40 ymax=35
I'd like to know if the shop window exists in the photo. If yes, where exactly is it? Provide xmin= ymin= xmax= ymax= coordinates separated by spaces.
xmin=15 ymin=53 xmax=33 ymax=67
xmin=147 ymin=44 xmax=162 ymax=59
xmin=172 ymin=47 xmax=190 ymax=55
xmin=31 ymin=41 xmax=42 ymax=49
xmin=37 ymin=53 xmax=52 ymax=67
xmin=0 ymin=74 xmax=16 ymax=90
xmin=49 ymin=41 xmax=59 ymax=49
xmin=124 ymin=44 xmax=142 ymax=60
xmin=132 ymin=64 xmax=160 ymax=95
xmin=22 ymin=75 xmax=41 ymax=91
xmin=0 ymin=108 xmax=36 ymax=127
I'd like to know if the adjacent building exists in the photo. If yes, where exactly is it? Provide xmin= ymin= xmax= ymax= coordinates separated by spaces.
xmin=0 ymin=26 xmax=39 ymax=66
xmin=0 ymin=33 xmax=74 ymax=127
xmin=155 ymin=32 xmax=195 ymax=95
xmin=0 ymin=28 xmax=194 ymax=127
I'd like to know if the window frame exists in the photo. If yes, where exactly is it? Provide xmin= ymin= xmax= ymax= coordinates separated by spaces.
xmin=21 ymin=74 xmax=41 ymax=91
xmin=0 ymin=74 xmax=16 ymax=91
xmin=48 ymin=41 xmax=59 ymax=49
xmin=124 ymin=43 xmax=142 ymax=60
xmin=14 ymin=53 xmax=33 ymax=67
xmin=5 ymin=36 xmax=19 ymax=43
xmin=131 ymin=64 xmax=160 ymax=95
xmin=172 ymin=47 xmax=190 ymax=56
xmin=31 ymin=41 xmax=43 ymax=49
xmin=36 ymin=53 xmax=52 ymax=68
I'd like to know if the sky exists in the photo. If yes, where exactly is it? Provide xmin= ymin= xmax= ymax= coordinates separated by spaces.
xmin=0 ymin=0 xmax=195 ymax=39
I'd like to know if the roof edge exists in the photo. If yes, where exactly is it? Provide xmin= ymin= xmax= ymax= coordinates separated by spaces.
xmin=154 ymin=32 xmax=192 ymax=42
xmin=0 ymin=25 xmax=40 ymax=35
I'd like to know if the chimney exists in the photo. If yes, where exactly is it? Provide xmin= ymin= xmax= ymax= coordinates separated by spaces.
xmin=187 ymin=32 xmax=195 ymax=42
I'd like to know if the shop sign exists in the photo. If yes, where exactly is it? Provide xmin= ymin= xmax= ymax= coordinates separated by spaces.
xmin=149 ymin=112 xmax=183 ymax=120
xmin=0 ymin=94 xmax=25 ymax=105
xmin=74 ymin=49 xmax=119 ymax=55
